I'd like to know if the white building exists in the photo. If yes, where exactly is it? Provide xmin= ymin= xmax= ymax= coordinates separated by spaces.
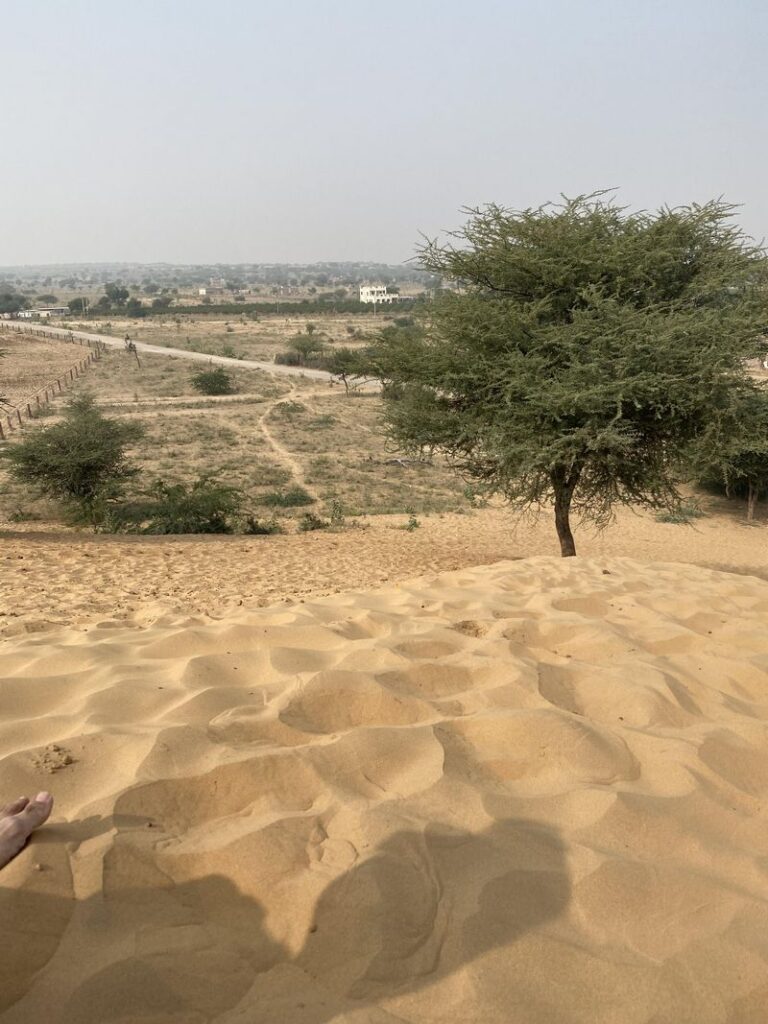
xmin=359 ymin=284 xmax=398 ymax=305
xmin=17 ymin=306 xmax=70 ymax=319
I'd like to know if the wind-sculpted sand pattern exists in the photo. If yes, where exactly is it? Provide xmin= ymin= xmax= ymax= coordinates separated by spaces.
xmin=1 ymin=557 xmax=768 ymax=1022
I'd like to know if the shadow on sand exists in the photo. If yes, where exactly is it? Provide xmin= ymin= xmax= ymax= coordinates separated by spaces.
xmin=1 ymin=816 xmax=571 ymax=1023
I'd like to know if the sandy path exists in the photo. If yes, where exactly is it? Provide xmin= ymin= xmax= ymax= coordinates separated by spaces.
xmin=256 ymin=386 xmax=324 ymax=501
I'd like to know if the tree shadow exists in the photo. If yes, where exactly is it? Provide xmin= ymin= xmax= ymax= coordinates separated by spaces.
xmin=1 ymin=817 xmax=570 ymax=1022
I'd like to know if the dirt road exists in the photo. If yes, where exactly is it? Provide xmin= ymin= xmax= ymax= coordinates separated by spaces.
xmin=0 ymin=322 xmax=334 ymax=382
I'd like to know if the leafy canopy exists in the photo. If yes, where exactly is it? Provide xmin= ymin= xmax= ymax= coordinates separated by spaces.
xmin=190 ymin=366 xmax=236 ymax=395
xmin=369 ymin=193 xmax=767 ymax=554
xmin=691 ymin=384 xmax=768 ymax=519
xmin=3 ymin=393 xmax=143 ymax=506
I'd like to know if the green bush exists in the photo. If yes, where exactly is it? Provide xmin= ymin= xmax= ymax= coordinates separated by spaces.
xmin=190 ymin=366 xmax=236 ymax=395
xmin=274 ymin=350 xmax=328 ymax=369
xmin=259 ymin=486 xmax=314 ymax=507
xmin=298 ymin=511 xmax=330 ymax=532
xmin=2 ymin=394 xmax=142 ymax=518
xmin=655 ymin=502 xmax=706 ymax=524
xmin=141 ymin=477 xmax=242 ymax=534
xmin=244 ymin=515 xmax=284 ymax=535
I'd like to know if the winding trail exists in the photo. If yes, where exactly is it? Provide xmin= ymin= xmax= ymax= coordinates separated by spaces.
xmin=257 ymin=387 xmax=323 ymax=501
xmin=1 ymin=321 xmax=377 ymax=502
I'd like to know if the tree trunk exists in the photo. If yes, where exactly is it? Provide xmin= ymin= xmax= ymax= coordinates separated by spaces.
xmin=747 ymin=482 xmax=757 ymax=521
xmin=551 ymin=468 xmax=578 ymax=557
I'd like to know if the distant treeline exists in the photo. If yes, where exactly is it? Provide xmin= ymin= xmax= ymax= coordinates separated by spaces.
xmin=82 ymin=298 xmax=422 ymax=318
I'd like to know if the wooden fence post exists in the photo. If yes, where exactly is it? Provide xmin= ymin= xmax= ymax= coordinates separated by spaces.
xmin=0 ymin=421 xmax=4 ymax=441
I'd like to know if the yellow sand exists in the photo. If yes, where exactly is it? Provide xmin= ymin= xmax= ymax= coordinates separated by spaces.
xmin=2 ymin=504 xmax=768 ymax=636
xmin=1 ymin=554 xmax=768 ymax=1022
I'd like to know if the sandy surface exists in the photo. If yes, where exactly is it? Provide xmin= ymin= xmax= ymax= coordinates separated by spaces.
xmin=1 ymin=555 xmax=768 ymax=1022
xmin=1 ymin=504 xmax=766 ymax=636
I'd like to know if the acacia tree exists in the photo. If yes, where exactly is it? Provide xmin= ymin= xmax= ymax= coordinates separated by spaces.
xmin=3 ymin=394 xmax=143 ymax=519
xmin=369 ymin=194 xmax=767 ymax=555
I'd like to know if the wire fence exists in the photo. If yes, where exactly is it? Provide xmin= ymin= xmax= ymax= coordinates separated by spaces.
xmin=0 ymin=322 xmax=107 ymax=440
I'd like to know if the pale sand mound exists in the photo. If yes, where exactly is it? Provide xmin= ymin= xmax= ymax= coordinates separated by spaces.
xmin=1 ymin=557 xmax=768 ymax=1023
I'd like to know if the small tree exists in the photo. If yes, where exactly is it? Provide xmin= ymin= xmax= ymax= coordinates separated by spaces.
xmin=691 ymin=385 xmax=768 ymax=520
xmin=125 ymin=296 xmax=146 ymax=318
xmin=323 ymin=347 xmax=369 ymax=395
xmin=190 ymin=366 xmax=236 ymax=395
xmin=2 ymin=394 xmax=143 ymax=515
xmin=288 ymin=333 xmax=326 ymax=365
xmin=68 ymin=297 xmax=88 ymax=314
xmin=104 ymin=283 xmax=129 ymax=307
xmin=369 ymin=195 xmax=767 ymax=555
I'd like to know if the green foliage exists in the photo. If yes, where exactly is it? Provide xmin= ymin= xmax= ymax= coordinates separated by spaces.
xmin=2 ymin=394 xmax=143 ymax=515
xmin=287 ymin=333 xmax=326 ymax=365
xmin=68 ymin=297 xmax=88 ymax=314
xmin=140 ymin=477 xmax=242 ymax=534
xmin=259 ymin=486 xmax=314 ymax=507
xmin=104 ymin=283 xmax=129 ymax=307
xmin=463 ymin=484 xmax=489 ymax=508
xmin=403 ymin=507 xmax=421 ymax=531
xmin=689 ymin=384 xmax=768 ymax=518
xmin=190 ymin=366 xmax=237 ymax=395
xmin=329 ymin=499 xmax=345 ymax=526
xmin=243 ymin=515 xmax=284 ymax=535
xmin=298 ymin=511 xmax=330 ymax=531
xmin=322 ymin=347 xmax=369 ymax=392
xmin=272 ymin=400 xmax=305 ymax=418
xmin=655 ymin=502 xmax=706 ymax=524
xmin=0 ymin=286 xmax=27 ymax=314
xmin=370 ymin=194 xmax=768 ymax=555
xmin=273 ymin=349 xmax=305 ymax=367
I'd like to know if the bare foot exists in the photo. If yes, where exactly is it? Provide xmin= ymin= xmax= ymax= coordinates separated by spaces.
xmin=0 ymin=793 xmax=54 ymax=868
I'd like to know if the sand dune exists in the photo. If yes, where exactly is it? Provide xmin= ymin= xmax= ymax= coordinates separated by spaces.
xmin=2 ymin=504 xmax=768 ymax=637
xmin=1 ymin=556 xmax=767 ymax=1022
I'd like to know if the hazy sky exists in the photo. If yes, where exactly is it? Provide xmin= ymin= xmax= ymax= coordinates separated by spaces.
xmin=2 ymin=0 xmax=766 ymax=265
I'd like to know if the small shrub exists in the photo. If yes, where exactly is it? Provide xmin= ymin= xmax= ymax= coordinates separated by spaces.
xmin=190 ymin=366 xmax=236 ymax=395
xmin=7 ymin=508 xmax=40 ymax=523
xmin=298 ymin=512 xmax=329 ymax=532
xmin=244 ymin=515 xmax=284 ymax=535
xmin=403 ymin=507 xmax=421 ymax=531
xmin=655 ymin=502 xmax=706 ymax=524
xmin=142 ymin=477 xmax=242 ymax=534
xmin=272 ymin=400 xmax=305 ymax=418
xmin=260 ymin=486 xmax=315 ymax=507
xmin=463 ymin=484 xmax=488 ymax=508
xmin=329 ymin=499 xmax=345 ymax=526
